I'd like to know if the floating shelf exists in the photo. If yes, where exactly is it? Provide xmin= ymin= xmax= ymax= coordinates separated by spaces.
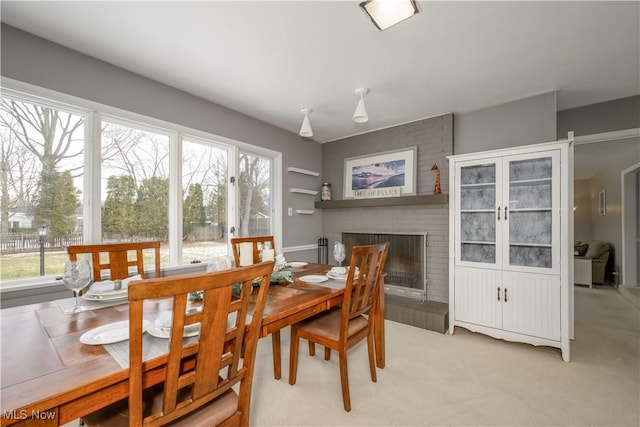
xmin=315 ymin=194 xmax=448 ymax=209
xmin=290 ymin=188 xmax=318 ymax=195
xmin=287 ymin=167 xmax=320 ymax=177
xmin=295 ymin=209 xmax=315 ymax=215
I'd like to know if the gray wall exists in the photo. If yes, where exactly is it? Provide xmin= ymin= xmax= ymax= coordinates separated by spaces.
xmin=558 ymin=95 xmax=640 ymax=138
xmin=0 ymin=24 xmax=323 ymax=253
xmin=454 ymin=92 xmax=558 ymax=155
xmin=321 ymin=114 xmax=453 ymax=303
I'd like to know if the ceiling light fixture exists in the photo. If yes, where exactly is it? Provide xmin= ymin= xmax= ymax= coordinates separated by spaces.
xmin=359 ymin=0 xmax=420 ymax=31
xmin=352 ymin=88 xmax=369 ymax=123
xmin=299 ymin=108 xmax=313 ymax=138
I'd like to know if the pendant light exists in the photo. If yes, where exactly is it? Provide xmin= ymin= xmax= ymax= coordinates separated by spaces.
xmin=299 ymin=108 xmax=313 ymax=138
xmin=353 ymin=88 xmax=369 ymax=123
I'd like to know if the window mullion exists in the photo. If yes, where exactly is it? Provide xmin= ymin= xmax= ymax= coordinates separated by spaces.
xmin=169 ymin=132 xmax=182 ymax=266
xmin=85 ymin=111 xmax=102 ymax=244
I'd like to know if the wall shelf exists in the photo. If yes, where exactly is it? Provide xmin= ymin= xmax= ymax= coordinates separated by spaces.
xmin=287 ymin=167 xmax=320 ymax=177
xmin=315 ymin=194 xmax=448 ymax=209
xmin=290 ymin=188 xmax=318 ymax=195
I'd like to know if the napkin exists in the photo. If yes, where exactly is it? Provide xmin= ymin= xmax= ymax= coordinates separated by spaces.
xmin=89 ymin=274 xmax=143 ymax=293
xmin=330 ymin=267 xmax=347 ymax=276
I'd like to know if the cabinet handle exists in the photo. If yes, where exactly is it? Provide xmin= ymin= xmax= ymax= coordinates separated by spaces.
xmin=504 ymin=288 xmax=508 ymax=303
xmin=497 ymin=206 xmax=501 ymax=220
xmin=504 ymin=206 xmax=508 ymax=220
xmin=497 ymin=287 xmax=501 ymax=301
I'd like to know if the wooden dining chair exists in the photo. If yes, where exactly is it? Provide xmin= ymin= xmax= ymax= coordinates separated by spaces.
xmin=230 ymin=235 xmax=285 ymax=379
xmin=230 ymin=235 xmax=275 ymax=266
xmin=67 ymin=241 xmax=161 ymax=282
xmin=83 ymin=260 xmax=275 ymax=427
xmin=288 ymin=242 xmax=389 ymax=412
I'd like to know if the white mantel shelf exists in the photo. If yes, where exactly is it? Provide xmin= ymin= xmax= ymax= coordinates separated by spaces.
xmin=314 ymin=194 xmax=448 ymax=209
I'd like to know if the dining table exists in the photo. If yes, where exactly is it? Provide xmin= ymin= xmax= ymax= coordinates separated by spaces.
xmin=0 ymin=262 xmax=385 ymax=427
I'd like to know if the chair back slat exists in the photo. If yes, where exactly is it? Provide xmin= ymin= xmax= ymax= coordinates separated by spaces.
xmin=341 ymin=243 xmax=390 ymax=339
xmin=67 ymin=241 xmax=161 ymax=281
xmin=127 ymin=261 xmax=273 ymax=427
xmin=231 ymin=235 xmax=275 ymax=266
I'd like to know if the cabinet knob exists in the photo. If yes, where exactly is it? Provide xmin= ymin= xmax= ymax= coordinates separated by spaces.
xmin=497 ymin=206 xmax=501 ymax=220
xmin=497 ymin=286 xmax=501 ymax=301
xmin=504 ymin=288 xmax=508 ymax=302
xmin=505 ymin=206 xmax=508 ymax=220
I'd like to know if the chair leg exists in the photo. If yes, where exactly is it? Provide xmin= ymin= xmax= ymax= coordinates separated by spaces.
xmin=338 ymin=350 xmax=351 ymax=412
xmin=324 ymin=346 xmax=331 ymax=361
xmin=308 ymin=341 xmax=315 ymax=356
xmin=288 ymin=327 xmax=300 ymax=385
xmin=367 ymin=328 xmax=377 ymax=383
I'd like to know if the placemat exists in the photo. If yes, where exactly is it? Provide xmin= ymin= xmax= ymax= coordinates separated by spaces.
xmin=55 ymin=296 xmax=127 ymax=312
xmin=315 ymin=278 xmax=346 ymax=290
xmin=105 ymin=333 xmax=199 ymax=369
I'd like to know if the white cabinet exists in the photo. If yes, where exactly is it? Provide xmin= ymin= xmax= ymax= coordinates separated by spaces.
xmin=448 ymin=140 xmax=572 ymax=361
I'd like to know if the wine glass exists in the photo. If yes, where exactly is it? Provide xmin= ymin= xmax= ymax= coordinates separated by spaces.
xmin=62 ymin=259 xmax=92 ymax=314
xmin=333 ymin=241 xmax=346 ymax=267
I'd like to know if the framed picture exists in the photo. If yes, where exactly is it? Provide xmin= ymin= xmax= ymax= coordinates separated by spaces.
xmin=599 ymin=190 xmax=607 ymax=216
xmin=344 ymin=146 xmax=417 ymax=199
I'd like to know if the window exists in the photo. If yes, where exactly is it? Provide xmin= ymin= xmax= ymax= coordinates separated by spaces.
xmin=182 ymin=138 xmax=229 ymax=262
xmin=0 ymin=88 xmax=279 ymax=287
xmin=0 ymin=95 xmax=86 ymax=280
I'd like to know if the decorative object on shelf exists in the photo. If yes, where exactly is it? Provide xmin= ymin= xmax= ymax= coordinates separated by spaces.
xmin=299 ymin=108 xmax=313 ymax=138
xmin=287 ymin=167 xmax=320 ymax=176
xmin=344 ymin=146 xmax=417 ymax=199
xmin=598 ymin=190 xmax=606 ymax=216
xmin=352 ymin=88 xmax=369 ymax=123
xmin=431 ymin=162 xmax=442 ymax=195
xmin=321 ymin=182 xmax=332 ymax=201
xmin=359 ymin=0 xmax=420 ymax=31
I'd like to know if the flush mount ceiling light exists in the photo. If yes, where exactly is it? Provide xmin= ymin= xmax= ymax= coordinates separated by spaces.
xmin=299 ymin=108 xmax=313 ymax=138
xmin=352 ymin=88 xmax=369 ymax=123
xmin=359 ymin=0 xmax=420 ymax=31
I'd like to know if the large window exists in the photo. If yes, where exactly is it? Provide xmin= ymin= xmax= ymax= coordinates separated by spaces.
xmin=0 ymin=89 xmax=278 ymax=287
xmin=0 ymin=95 xmax=86 ymax=280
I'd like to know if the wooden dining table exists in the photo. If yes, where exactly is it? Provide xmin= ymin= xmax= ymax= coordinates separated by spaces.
xmin=0 ymin=262 xmax=385 ymax=427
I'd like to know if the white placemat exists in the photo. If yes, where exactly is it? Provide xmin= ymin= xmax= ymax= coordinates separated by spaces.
xmin=314 ymin=279 xmax=346 ymax=290
xmin=55 ymin=297 xmax=126 ymax=312
xmin=104 ymin=333 xmax=199 ymax=369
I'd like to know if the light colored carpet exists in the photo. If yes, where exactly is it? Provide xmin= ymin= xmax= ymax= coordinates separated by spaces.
xmin=249 ymin=286 xmax=640 ymax=426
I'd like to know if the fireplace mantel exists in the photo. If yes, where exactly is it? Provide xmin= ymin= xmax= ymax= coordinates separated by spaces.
xmin=315 ymin=194 xmax=448 ymax=209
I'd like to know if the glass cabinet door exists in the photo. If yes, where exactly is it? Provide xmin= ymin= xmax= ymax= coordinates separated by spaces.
xmin=457 ymin=162 xmax=500 ymax=266
xmin=503 ymin=151 xmax=559 ymax=272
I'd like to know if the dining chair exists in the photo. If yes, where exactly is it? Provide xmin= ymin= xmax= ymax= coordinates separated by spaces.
xmin=230 ymin=235 xmax=285 ymax=379
xmin=67 ymin=241 xmax=161 ymax=282
xmin=288 ymin=242 xmax=389 ymax=412
xmin=230 ymin=235 xmax=276 ymax=266
xmin=83 ymin=260 xmax=275 ymax=427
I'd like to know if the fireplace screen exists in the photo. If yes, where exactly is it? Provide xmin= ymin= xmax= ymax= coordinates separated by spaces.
xmin=342 ymin=232 xmax=427 ymax=299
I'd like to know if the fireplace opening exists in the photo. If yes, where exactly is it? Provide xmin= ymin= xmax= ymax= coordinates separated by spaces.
xmin=342 ymin=232 xmax=428 ymax=300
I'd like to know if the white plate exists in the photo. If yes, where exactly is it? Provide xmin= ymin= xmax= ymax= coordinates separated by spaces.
xmin=82 ymin=290 xmax=128 ymax=302
xmin=299 ymin=275 xmax=329 ymax=283
xmin=80 ymin=320 xmax=151 ymax=345
xmin=288 ymin=261 xmax=308 ymax=268
xmin=326 ymin=272 xmax=348 ymax=281
xmin=147 ymin=323 xmax=201 ymax=339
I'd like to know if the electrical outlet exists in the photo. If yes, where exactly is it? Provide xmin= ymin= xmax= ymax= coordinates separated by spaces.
xmin=288 ymin=207 xmax=293 ymax=216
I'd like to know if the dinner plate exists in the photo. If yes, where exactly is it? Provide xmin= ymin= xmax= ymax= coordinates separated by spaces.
xmin=326 ymin=272 xmax=348 ymax=281
xmin=299 ymin=275 xmax=329 ymax=283
xmin=147 ymin=323 xmax=201 ymax=339
xmin=80 ymin=320 xmax=151 ymax=345
xmin=287 ymin=261 xmax=308 ymax=268
xmin=82 ymin=290 xmax=128 ymax=302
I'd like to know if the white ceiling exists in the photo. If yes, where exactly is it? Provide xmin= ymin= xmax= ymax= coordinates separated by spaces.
xmin=1 ymin=1 xmax=639 ymax=143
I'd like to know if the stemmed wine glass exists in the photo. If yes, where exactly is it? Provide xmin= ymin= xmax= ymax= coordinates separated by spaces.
xmin=333 ymin=241 xmax=346 ymax=267
xmin=62 ymin=259 xmax=92 ymax=314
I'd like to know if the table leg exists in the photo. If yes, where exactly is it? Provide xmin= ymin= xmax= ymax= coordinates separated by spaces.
xmin=272 ymin=330 xmax=282 ymax=379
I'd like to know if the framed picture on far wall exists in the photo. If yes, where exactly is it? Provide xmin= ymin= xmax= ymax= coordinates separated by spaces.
xmin=599 ymin=190 xmax=607 ymax=216
xmin=343 ymin=146 xmax=417 ymax=199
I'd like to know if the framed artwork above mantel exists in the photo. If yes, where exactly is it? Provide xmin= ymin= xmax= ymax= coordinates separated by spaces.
xmin=343 ymin=146 xmax=417 ymax=199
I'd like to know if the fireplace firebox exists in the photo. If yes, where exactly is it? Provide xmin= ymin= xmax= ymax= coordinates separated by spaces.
xmin=342 ymin=232 xmax=428 ymax=300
